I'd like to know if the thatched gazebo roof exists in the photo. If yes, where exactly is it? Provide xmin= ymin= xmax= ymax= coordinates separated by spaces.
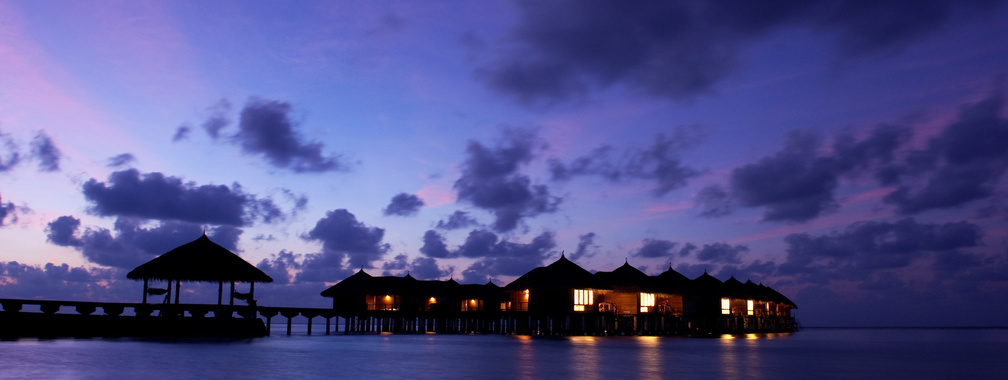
xmin=505 ymin=254 xmax=603 ymax=291
xmin=127 ymin=234 xmax=272 ymax=283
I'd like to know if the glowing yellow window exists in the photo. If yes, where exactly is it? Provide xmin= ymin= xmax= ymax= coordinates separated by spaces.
xmin=721 ymin=298 xmax=730 ymax=315
xmin=747 ymin=300 xmax=754 ymax=316
xmin=573 ymin=289 xmax=593 ymax=311
xmin=639 ymin=293 xmax=655 ymax=312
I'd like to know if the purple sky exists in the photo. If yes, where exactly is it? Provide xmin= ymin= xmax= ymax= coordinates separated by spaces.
xmin=1 ymin=1 xmax=1007 ymax=327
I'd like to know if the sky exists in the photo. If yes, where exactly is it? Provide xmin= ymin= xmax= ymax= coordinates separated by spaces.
xmin=1 ymin=0 xmax=1007 ymax=327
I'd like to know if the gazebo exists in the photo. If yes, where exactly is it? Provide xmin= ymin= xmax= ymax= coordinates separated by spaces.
xmin=127 ymin=234 xmax=273 ymax=306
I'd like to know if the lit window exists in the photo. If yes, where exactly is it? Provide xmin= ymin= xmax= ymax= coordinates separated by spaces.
xmin=639 ymin=293 xmax=655 ymax=313
xmin=523 ymin=289 xmax=529 ymax=301
xmin=721 ymin=298 xmax=730 ymax=315
xmin=573 ymin=289 xmax=593 ymax=311
xmin=747 ymin=300 xmax=754 ymax=316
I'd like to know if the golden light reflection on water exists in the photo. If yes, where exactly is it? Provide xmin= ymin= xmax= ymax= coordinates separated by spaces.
xmin=515 ymin=335 xmax=536 ymax=380
xmin=568 ymin=336 xmax=601 ymax=380
xmin=636 ymin=336 xmax=663 ymax=380
xmin=718 ymin=333 xmax=764 ymax=379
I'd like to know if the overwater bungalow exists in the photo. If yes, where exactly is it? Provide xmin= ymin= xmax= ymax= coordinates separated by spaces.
xmin=319 ymin=254 xmax=797 ymax=336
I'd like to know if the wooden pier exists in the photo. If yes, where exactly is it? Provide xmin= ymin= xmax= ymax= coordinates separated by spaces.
xmin=0 ymin=298 xmax=795 ymax=339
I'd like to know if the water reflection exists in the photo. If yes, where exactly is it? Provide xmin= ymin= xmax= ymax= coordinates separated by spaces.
xmin=636 ymin=336 xmax=662 ymax=380
xmin=718 ymin=333 xmax=763 ymax=379
xmin=515 ymin=335 xmax=536 ymax=380
xmin=568 ymin=336 xmax=600 ymax=380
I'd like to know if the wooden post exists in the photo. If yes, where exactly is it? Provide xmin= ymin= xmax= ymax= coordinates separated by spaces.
xmin=218 ymin=282 xmax=223 ymax=305
xmin=174 ymin=280 xmax=181 ymax=304
xmin=229 ymin=281 xmax=235 ymax=306
xmin=142 ymin=278 xmax=149 ymax=304
xmin=166 ymin=280 xmax=172 ymax=305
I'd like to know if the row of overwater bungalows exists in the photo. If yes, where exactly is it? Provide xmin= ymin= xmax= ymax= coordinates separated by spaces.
xmin=320 ymin=254 xmax=797 ymax=335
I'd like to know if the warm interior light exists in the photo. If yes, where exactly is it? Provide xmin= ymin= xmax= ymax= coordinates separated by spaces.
xmin=573 ymin=289 xmax=593 ymax=311
xmin=747 ymin=300 xmax=754 ymax=315
xmin=721 ymin=298 xmax=730 ymax=315
xmin=523 ymin=289 xmax=529 ymax=301
xmin=429 ymin=297 xmax=436 ymax=303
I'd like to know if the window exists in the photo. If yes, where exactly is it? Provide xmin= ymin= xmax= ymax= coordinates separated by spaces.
xmin=747 ymin=300 xmax=754 ymax=316
xmin=573 ymin=289 xmax=593 ymax=311
xmin=721 ymin=298 xmax=730 ymax=315
xmin=639 ymin=293 xmax=655 ymax=313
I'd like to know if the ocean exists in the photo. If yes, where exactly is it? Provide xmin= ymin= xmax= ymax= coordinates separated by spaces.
xmin=1 ymin=327 xmax=1005 ymax=379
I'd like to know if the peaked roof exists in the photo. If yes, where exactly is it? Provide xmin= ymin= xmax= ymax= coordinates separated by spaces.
xmin=127 ymin=234 xmax=272 ymax=283
xmin=655 ymin=265 xmax=691 ymax=293
xmin=505 ymin=254 xmax=602 ymax=290
xmin=594 ymin=261 xmax=653 ymax=290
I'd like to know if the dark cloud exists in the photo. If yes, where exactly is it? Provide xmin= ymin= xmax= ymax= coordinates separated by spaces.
xmin=420 ymin=229 xmax=454 ymax=259
xmin=569 ymin=232 xmax=598 ymax=261
xmin=380 ymin=254 xmax=451 ymax=280
xmin=256 ymin=250 xmax=302 ymax=285
xmin=82 ymin=169 xmax=285 ymax=226
xmin=46 ymin=215 xmax=82 ymax=247
xmin=695 ymin=242 xmax=748 ymax=264
xmin=106 ymin=153 xmax=136 ymax=168
xmin=202 ymin=99 xmax=232 ymax=140
xmin=458 ymin=230 xmax=557 ymax=282
xmin=0 ymin=130 xmax=20 ymax=172
xmin=0 ymin=193 xmax=17 ymax=226
xmin=30 ymin=130 xmax=61 ymax=172
xmin=780 ymin=218 xmax=983 ymax=279
xmin=730 ymin=131 xmax=840 ymax=222
xmin=883 ymin=92 xmax=1008 ymax=214
xmin=635 ymin=239 xmax=678 ymax=258
xmin=172 ymin=124 xmax=192 ymax=142
xmin=0 ymin=261 xmax=125 ymax=301
xmin=299 ymin=209 xmax=389 ymax=281
xmin=551 ymin=129 xmax=702 ymax=196
xmin=382 ymin=193 xmax=425 ymax=216
xmin=478 ymin=0 xmax=996 ymax=106
xmin=695 ymin=185 xmax=735 ymax=217
xmin=436 ymin=211 xmax=480 ymax=230
xmin=45 ymin=215 xmax=241 ymax=269
xmin=236 ymin=98 xmax=345 ymax=173
xmin=454 ymin=128 xmax=560 ymax=232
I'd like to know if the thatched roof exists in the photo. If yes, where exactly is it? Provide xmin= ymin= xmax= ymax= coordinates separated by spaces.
xmin=505 ymin=254 xmax=603 ymax=291
xmin=126 ymin=234 xmax=272 ymax=283
xmin=594 ymin=261 xmax=654 ymax=290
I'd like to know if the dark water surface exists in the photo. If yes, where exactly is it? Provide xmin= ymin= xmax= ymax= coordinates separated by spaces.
xmin=1 ymin=327 xmax=1005 ymax=379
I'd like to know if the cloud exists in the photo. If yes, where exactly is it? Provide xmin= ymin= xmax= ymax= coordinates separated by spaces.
xmin=435 ymin=210 xmax=480 ymax=230
xmin=30 ymin=130 xmax=61 ymax=172
xmin=201 ymin=98 xmax=232 ymax=140
xmin=172 ymin=124 xmax=192 ymax=142
xmin=380 ymin=254 xmax=451 ymax=280
xmin=106 ymin=153 xmax=136 ymax=167
xmin=382 ymin=192 xmax=425 ymax=216
xmin=0 ymin=261 xmax=125 ymax=301
xmin=420 ymin=229 xmax=454 ymax=258
xmin=298 ymin=209 xmax=390 ymax=281
xmin=82 ymin=169 xmax=285 ymax=226
xmin=569 ymin=232 xmax=598 ymax=261
xmin=256 ymin=250 xmax=302 ymax=285
xmin=780 ymin=218 xmax=983 ymax=279
xmin=0 ymin=130 xmax=21 ymax=172
xmin=695 ymin=242 xmax=748 ymax=264
xmin=730 ymin=131 xmax=840 ymax=222
xmin=0 ymin=193 xmax=17 ymax=226
xmin=453 ymin=128 xmax=560 ymax=231
xmin=478 ymin=0 xmax=996 ymax=106
xmin=551 ymin=129 xmax=703 ymax=196
xmin=457 ymin=230 xmax=557 ymax=282
xmin=235 ymin=98 xmax=345 ymax=173
xmin=45 ymin=215 xmax=242 ymax=269
xmin=635 ymin=239 xmax=678 ymax=258
xmin=695 ymin=185 xmax=735 ymax=217
xmin=883 ymin=92 xmax=1008 ymax=214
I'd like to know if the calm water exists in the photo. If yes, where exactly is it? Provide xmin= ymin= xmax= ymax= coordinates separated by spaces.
xmin=1 ymin=327 xmax=1006 ymax=379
